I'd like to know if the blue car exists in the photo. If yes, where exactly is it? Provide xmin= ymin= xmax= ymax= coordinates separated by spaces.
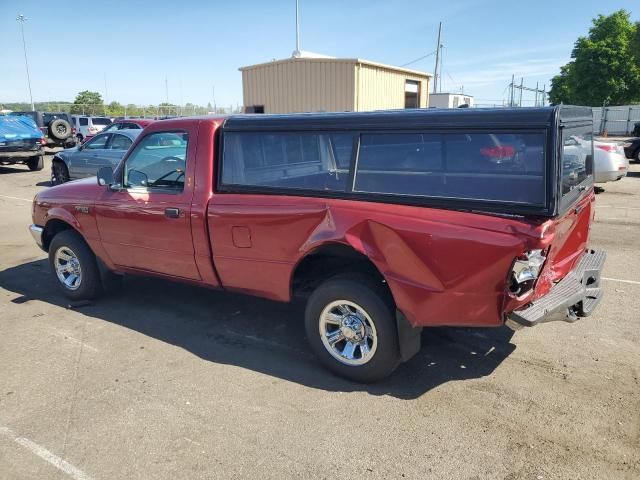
xmin=0 ymin=115 xmax=45 ymax=171
xmin=51 ymin=129 xmax=141 ymax=184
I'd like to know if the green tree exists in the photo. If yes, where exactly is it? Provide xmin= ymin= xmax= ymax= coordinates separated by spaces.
xmin=549 ymin=10 xmax=640 ymax=106
xmin=71 ymin=90 xmax=104 ymax=115
xmin=106 ymin=101 xmax=124 ymax=117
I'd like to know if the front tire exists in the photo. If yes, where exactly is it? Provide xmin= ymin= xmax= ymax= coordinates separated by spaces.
xmin=305 ymin=275 xmax=400 ymax=382
xmin=27 ymin=156 xmax=44 ymax=171
xmin=49 ymin=230 xmax=102 ymax=300
xmin=51 ymin=160 xmax=70 ymax=185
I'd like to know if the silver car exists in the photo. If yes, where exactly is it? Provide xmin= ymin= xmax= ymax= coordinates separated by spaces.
xmin=564 ymin=133 xmax=628 ymax=184
xmin=51 ymin=129 xmax=141 ymax=185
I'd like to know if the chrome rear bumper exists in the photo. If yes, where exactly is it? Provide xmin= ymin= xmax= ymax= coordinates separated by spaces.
xmin=507 ymin=249 xmax=606 ymax=328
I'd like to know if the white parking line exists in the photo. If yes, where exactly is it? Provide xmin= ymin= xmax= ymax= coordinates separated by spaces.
xmin=0 ymin=425 xmax=94 ymax=480
xmin=0 ymin=194 xmax=32 ymax=203
xmin=602 ymin=277 xmax=640 ymax=286
xmin=597 ymin=205 xmax=640 ymax=210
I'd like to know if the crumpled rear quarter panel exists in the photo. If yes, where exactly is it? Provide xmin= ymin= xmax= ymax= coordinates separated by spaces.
xmin=208 ymin=195 xmax=545 ymax=327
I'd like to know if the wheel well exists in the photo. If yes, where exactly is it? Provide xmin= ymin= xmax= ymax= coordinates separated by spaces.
xmin=42 ymin=219 xmax=73 ymax=251
xmin=291 ymin=243 xmax=390 ymax=300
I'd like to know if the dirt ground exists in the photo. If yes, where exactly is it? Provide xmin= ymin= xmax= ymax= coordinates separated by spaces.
xmin=0 ymin=157 xmax=638 ymax=480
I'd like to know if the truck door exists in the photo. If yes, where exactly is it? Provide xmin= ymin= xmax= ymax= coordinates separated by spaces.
xmin=95 ymin=127 xmax=200 ymax=280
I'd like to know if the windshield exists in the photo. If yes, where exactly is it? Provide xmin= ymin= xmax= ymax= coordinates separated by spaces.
xmin=561 ymin=125 xmax=593 ymax=196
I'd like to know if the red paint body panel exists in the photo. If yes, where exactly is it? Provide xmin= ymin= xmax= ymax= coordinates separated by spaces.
xmin=207 ymin=194 xmax=557 ymax=327
xmin=32 ymin=116 xmax=595 ymax=329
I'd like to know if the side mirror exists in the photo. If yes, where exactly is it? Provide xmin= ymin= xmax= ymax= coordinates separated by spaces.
xmin=97 ymin=166 xmax=114 ymax=186
xmin=127 ymin=169 xmax=148 ymax=187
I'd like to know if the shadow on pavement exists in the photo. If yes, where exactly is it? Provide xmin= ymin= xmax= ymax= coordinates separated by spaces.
xmin=0 ymin=259 xmax=516 ymax=400
xmin=0 ymin=165 xmax=33 ymax=175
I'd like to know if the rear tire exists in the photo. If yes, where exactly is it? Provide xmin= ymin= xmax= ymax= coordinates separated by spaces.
xmin=51 ymin=160 xmax=70 ymax=185
xmin=26 ymin=156 xmax=44 ymax=171
xmin=635 ymin=149 xmax=640 ymax=163
xmin=49 ymin=230 xmax=102 ymax=300
xmin=305 ymin=274 xmax=400 ymax=382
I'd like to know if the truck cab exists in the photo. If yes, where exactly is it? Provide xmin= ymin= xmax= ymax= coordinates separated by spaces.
xmin=29 ymin=107 xmax=605 ymax=382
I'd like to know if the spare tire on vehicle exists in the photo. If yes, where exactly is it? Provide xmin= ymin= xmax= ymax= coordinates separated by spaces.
xmin=49 ymin=118 xmax=72 ymax=140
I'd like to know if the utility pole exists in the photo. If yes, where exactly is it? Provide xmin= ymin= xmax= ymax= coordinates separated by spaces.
xmin=510 ymin=74 xmax=515 ymax=107
xmin=165 ymin=76 xmax=169 ymax=105
xmin=212 ymin=85 xmax=216 ymax=113
xmin=438 ymin=44 xmax=444 ymax=93
xmin=508 ymin=76 xmax=546 ymax=107
xmin=103 ymin=73 xmax=108 ymax=116
xmin=295 ymin=0 xmax=300 ymax=55
xmin=433 ymin=22 xmax=442 ymax=94
xmin=291 ymin=0 xmax=302 ymax=57
xmin=519 ymin=77 xmax=523 ymax=107
xmin=16 ymin=15 xmax=34 ymax=111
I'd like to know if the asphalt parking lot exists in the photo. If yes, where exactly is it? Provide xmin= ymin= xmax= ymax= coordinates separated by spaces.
xmin=0 ymin=156 xmax=638 ymax=480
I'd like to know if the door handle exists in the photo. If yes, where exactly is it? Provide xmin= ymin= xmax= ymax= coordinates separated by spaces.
xmin=164 ymin=207 xmax=180 ymax=218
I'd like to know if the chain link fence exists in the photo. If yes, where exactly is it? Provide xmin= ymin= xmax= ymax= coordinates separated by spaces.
xmin=592 ymin=105 xmax=640 ymax=135
xmin=1 ymin=102 xmax=243 ymax=118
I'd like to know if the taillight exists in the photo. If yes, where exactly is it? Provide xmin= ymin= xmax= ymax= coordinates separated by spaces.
xmin=596 ymin=144 xmax=617 ymax=153
xmin=72 ymin=127 xmax=77 ymax=134
xmin=509 ymin=249 xmax=547 ymax=296
xmin=480 ymin=145 xmax=515 ymax=159
xmin=40 ymin=138 xmax=46 ymax=145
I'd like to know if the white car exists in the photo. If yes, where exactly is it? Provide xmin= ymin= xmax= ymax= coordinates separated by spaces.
xmin=70 ymin=116 xmax=112 ymax=143
xmin=565 ymin=135 xmax=628 ymax=184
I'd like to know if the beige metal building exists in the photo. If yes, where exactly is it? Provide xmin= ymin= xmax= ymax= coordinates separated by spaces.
xmin=240 ymin=54 xmax=432 ymax=114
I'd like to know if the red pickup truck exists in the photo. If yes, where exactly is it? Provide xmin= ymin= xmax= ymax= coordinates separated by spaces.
xmin=29 ymin=107 xmax=605 ymax=382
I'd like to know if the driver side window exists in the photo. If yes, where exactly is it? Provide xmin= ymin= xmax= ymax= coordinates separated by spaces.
xmin=124 ymin=131 xmax=189 ymax=191
xmin=84 ymin=134 xmax=111 ymax=150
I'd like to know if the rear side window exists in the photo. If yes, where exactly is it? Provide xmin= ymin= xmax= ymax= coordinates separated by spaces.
xmin=354 ymin=132 xmax=546 ymax=205
xmin=221 ymin=132 xmax=354 ymax=192
xmin=561 ymin=125 xmax=592 ymax=195
xmin=91 ymin=118 xmax=112 ymax=126
xmin=110 ymin=134 xmax=132 ymax=150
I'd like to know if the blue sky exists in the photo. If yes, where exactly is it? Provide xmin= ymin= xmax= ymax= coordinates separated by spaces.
xmin=1 ymin=0 xmax=638 ymax=107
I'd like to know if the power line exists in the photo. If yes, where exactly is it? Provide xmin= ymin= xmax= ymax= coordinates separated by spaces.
xmin=400 ymin=50 xmax=437 ymax=68
xmin=16 ymin=15 xmax=34 ymax=111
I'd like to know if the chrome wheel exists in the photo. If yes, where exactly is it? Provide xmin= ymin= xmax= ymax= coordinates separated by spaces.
xmin=54 ymin=246 xmax=82 ymax=291
xmin=319 ymin=300 xmax=378 ymax=366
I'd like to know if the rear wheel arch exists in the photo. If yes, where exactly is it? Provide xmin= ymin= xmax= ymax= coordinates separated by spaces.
xmin=291 ymin=243 xmax=423 ymax=366
xmin=291 ymin=242 xmax=391 ymax=301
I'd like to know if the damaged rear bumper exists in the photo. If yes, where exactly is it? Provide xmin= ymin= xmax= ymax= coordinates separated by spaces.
xmin=506 ymin=249 xmax=606 ymax=328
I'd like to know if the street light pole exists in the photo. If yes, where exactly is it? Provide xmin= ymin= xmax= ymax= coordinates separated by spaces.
xmin=16 ymin=15 xmax=35 ymax=111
